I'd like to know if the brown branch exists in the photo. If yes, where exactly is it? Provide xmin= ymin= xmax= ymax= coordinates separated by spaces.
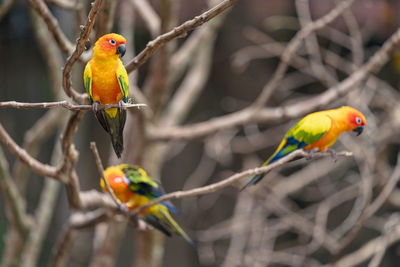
xmin=0 ymin=123 xmax=58 ymax=179
xmin=130 ymin=150 xmax=353 ymax=216
xmin=90 ymin=142 xmax=124 ymax=207
xmin=49 ymin=224 xmax=77 ymax=267
xmin=62 ymin=0 xmax=103 ymax=104
xmin=69 ymin=209 xmax=111 ymax=230
xmin=79 ymin=190 xmax=117 ymax=210
xmin=328 ymin=223 xmax=400 ymax=267
xmin=95 ymin=0 xmax=117 ymax=39
xmin=0 ymin=100 xmax=146 ymax=110
xmin=60 ymin=110 xmax=85 ymax=157
xmin=0 ymin=148 xmax=32 ymax=236
xmin=129 ymin=0 xmax=160 ymax=37
xmin=253 ymin=0 xmax=355 ymax=108
xmin=28 ymin=0 xmax=74 ymax=55
xmin=333 ymin=152 xmax=400 ymax=257
xmin=20 ymin=145 xmax=63 ymax=267
xmin=57 ymin=111 xmax=85 ymax=207
xmin=124 ymin=0 xmax=239 ymax=73
xmin=149 ymin=26 xmax=400 ymax=141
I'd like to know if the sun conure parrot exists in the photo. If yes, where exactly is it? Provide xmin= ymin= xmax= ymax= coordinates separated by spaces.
xmin=84 ymin=33 xmax=129 ymax=158
xmin=241 ymin=106 xmax=366 ymax=190
xmin=101 ymin=164 xmax=195 ymax=246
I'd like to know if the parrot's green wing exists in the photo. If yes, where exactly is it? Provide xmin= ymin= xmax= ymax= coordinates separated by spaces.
xmin=241 ymin=113 xmax=331 ymax=190
xmin=83 ymin=62 xmax=93 ymax=104
xmin=287 ymin=113 xmax=331 ymax=145
xmin=121 ymin=165 xmax=160 ymax=198
xmin=121 ymin=165 xmax=179 ymax=213
xmin=142 ymin=206 xmax=196 ymax=247
xmin=116 ymin=61 xmax=129 ymax=103
xmin=269 ymin=113 xmax=331 ymax=162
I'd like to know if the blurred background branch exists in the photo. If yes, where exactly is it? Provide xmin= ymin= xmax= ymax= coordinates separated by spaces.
xmin=2 ymin=0 xmax=400 ymax=266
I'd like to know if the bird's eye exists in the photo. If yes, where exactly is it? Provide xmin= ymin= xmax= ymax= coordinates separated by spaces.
xmin=356 ymin=117 xmax=362 ymax=125
xmin=109 ymin=39 xmax=116 ymax=46
xmin=114 ymin=177 xmax=122 ymax=183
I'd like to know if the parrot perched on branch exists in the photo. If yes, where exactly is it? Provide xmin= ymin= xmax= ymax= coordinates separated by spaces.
xmin=84 ymin=33 xmax=129 ymax=158
xmin=241 ymin=106 xmax=366 ymax=190
xmin=101 ymin=164 xmax=195 ymax=246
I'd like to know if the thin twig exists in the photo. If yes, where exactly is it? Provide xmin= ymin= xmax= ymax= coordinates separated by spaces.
xmin=90 ymin=142 xmax=123 ymax=207
xmin=149 ymin=26 xmax=400 ymax=141
xmin=253 ymin=0 xmax=355 ymax=107
xmin=0 ymin=100 xmax=146 ymax=111
xmin=0 ymin=148 xmax=32 ymax=235
xmin=328 ymin=223 xmax=400 ymax=267
xmin=130 ymin=150 xmax=353 ymax=216
xmin=124 ymin=0 xmax=239 ymax=73
xmin=62 ymin=0 xmax=103 ymax=104
xmin=28 ymin=0 xmax=75 ymax=55
xmin=0 ymin=123 xmax=58 ymax=179
xmin=130 ymin=0 xmax=160 ymax=37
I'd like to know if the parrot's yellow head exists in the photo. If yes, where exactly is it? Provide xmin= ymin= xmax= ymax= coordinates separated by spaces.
xmin=93 ymin=33 xmax=127 ymax=59
xmin=340 ymin=106 xmax=366 ymax=136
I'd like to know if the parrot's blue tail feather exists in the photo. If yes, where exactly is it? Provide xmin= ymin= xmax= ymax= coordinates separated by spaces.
xmin=240 ymin=173 xmax=265 ymax=191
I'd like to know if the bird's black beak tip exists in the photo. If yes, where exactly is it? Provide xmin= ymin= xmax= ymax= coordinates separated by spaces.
xmin=353 ymin=126 xmax=364 ymax=136
xmin=116 ymin=44 xmax=126 ymax=58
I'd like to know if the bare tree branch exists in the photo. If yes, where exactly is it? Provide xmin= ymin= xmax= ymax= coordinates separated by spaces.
xmin=0 ymin=148 xmax=32 ymax=236
xmin=27 ymin=0 xmax=75 ymax=55
xmin=62 ymin=0 xmax=103 ymax=104
xmin=130 ymin=150 xmax=353 ymax=216
xmin=149 ymin=26 xmax=400 ymax=141
xmin=328 ymin=222 xmax=400 ymax=267
xmin=0 ymin=123 xmax=59 ymax=179
xmin=90 ymin=142 xmax=124 ymax=207
xmin=0 ymin=100 xmax=146 ymax=110
xmin=130 ymin=0 xmax=160 ymax=37
xmin=124 ymin=0 xmax=239 ymax=73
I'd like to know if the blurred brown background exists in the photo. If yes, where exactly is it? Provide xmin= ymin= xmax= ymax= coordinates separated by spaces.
xmin=2 ymin=0 xmax=400 ymax=266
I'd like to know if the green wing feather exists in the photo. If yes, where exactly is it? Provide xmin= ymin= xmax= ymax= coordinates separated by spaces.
xmin=121 ymin=165 xmax=195 ymax=246
xmin=241 ymin=113 xmax=331 ymax=190
xmin=288 ymin=114 xmax=331 ymax=145
xmin=121 ymin=165 xmax=159 ymax=196
xmin=116 ymin=61 xmax=129 ymax=103
xmin=83 ymin=62 xmax=93 ymax=104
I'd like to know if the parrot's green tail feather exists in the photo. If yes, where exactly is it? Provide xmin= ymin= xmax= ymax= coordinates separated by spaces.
xmin=95 ymin=108 xmax=126 ymax=158
xmin=160 ymin=209 xmax=196 ymax=247
xmin=146 ymin=206 xmax=196 ymax=247
xmin=143 ymin=214 xmax=172 ymax=237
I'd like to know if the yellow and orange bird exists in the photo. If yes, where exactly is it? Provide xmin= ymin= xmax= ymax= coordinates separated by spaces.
xmin=84 ymin=33 xmax=129 ymax=158
xmin=242 ymin=106 xmax=366 ymax=190
xmin=101 ymin=164 xmax=195 ymax=246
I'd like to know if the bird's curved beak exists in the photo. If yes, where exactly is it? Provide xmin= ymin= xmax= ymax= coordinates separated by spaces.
xmin=353 ymin=126 xmax=364 ymax=136
xmin=116 ymin=44 xmax=126 ymax=58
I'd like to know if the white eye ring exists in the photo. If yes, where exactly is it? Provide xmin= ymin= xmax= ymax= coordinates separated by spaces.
xmin=109 ymin=39 xmax=116 ymax=46
xmin=356 ymin=117 xmax=362 ymax=125
xmin=114 ymin=177 xmax=122 ymax=183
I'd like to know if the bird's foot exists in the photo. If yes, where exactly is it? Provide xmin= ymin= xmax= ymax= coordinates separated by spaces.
xmin=118 ymin=100 xmax=125 ymax=110
xmin=306 ymin=150 xmax=314 ymax=160
xmin=92 ymin=101 xmax=100 ymax=112
xmin=326 ymin=149 xmax=337 ymax=162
